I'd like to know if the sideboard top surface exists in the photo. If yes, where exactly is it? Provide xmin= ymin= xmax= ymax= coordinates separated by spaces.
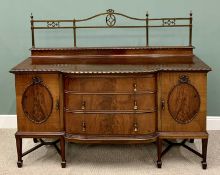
xmin=10 ymin=56 xmax=211 ymax=74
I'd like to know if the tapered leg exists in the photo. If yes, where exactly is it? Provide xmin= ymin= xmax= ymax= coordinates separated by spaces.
xmin=157 ymin=138 xmax=162 ymax=168
xmin=15 ymin=135 xmax=23 ymax=168
xmin=189 ymin=139 xmax=194 ymax=143
xmin=60 ymin=136 xmax=66 ymax=168
xmin=201 ymin=138 xmax=208 ymax=169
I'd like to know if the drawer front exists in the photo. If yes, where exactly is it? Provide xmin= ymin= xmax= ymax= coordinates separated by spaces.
xmin=65 ymin=113 xmax=156 ymax=135
xmin=64 ymin=75 xmax=156 ymax=93
xmin=65 ymin=94 xmax=156 ymax=111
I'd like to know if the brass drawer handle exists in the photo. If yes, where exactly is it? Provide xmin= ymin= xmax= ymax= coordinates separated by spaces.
xmin=134 ymin=100 xmax=138 ymax=110
xmin=81 ymin=101 xmax=86 ymax=110
xmin=133 ymin=83 xmax=137 ymax=92
xmin=82 ymin=121 xmax=86 ymax=132
xmin=161 ymin=99 xmax=165 ymax=110
xmin=56 ymin=100 xmax=60 ymax=111
xmin=133 ymin=123 xmax=138 ymax=132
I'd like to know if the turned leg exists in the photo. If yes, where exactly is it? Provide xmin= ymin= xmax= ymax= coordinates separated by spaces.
xmin=157 ymin=138 xmax=162 ymax=168
xmin=189 ymin=139 xmax=194 ymax=143
xmin=15 ymin=135 xmax=23 ymax=168
xmin=201 ymin=138 xmax=208 ymax=169
xmin=60 ymin=136 xmax=66 ymax=168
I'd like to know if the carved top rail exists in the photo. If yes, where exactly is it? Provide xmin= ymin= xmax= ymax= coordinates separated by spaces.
xmin=30 ymin=9 xmax=193 ymax=48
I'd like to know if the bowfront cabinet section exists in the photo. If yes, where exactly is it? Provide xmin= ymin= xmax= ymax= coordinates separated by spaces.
xmin=158 ymin=72 xmax=207 ymax=132
xmin=64 ymin=74 xmax=157 ymax=136
xmin=15 ymin=73 xmax=63 ymax=132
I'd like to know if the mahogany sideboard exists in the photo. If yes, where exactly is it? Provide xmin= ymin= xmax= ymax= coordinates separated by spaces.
xmin=10 ymin=10 xmax=211 ymax=169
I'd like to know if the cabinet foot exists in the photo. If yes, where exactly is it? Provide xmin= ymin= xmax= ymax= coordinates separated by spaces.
xmin=60 ymin=136 xmax=66 ymax=168
xmin=156 ymin=138 xmax=162 ymax=168
xmin=157 ymin=161 xmax=162 ymax=168
xmin=201 ymin=161 xmax=207 ymax=169
xmin=61 ymin=161 xmax=66 ymax=168
xmin=17 ymin=160 xmax=23 ymax=168
xmin=202 ymin=138 xmax=208 ymax=170
xmin=15 ymin=135 xmax=22 ymax=168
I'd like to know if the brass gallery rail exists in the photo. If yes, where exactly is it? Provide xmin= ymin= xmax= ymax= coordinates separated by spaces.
xmin=30 ymin=9 xmax=193 ymax=48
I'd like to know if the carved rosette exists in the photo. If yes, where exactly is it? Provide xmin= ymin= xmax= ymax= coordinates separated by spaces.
xmin=167 ymin=75 xmax=200 ymax=124
xmin=22 ymin=77 xmax=53 ymax=124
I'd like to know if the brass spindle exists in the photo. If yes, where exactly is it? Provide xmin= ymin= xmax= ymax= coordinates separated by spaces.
xmin=189 ymin=11 xmax=193 ymax=46
xmin=30 ymin=13 xmax=35 ymax=48
xmin=146 ymin=11 xmax=149 ymax=46
xmin=73 ymin=19 xmax=76 ymax=47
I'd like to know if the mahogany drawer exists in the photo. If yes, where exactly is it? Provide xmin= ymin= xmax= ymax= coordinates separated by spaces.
xmin=65 ymin=94 xmax=156 ymax=111
xmin=65 ymin=113 xmax=156 ymax=135
xmin=64 ymin=75 xmax=156 ymax=93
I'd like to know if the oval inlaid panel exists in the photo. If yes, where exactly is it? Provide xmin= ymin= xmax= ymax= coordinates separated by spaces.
xmin=168 ymin=83 xmax=200 ymax=124
xmin=22 ymin=83 xmax=53 ymax=124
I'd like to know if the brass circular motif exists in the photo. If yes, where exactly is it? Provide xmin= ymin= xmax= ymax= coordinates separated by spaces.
xmin=168 ymin=83 xmax=200 ymax=124
xmin=106 ymin=14 xmax=116 ymax=27
xmin=22 ymin=83 xmax=53 ymax=124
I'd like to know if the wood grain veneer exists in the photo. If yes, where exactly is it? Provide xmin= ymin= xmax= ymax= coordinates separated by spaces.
xmin=15 ymin=74 xmax=63 ymax=132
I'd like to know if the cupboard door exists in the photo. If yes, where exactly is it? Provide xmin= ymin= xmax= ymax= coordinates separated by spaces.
xmin=159 ymin=72 xmax=207 ymax=132
xmin=15 ymin=74 xmax=63 ymax=132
